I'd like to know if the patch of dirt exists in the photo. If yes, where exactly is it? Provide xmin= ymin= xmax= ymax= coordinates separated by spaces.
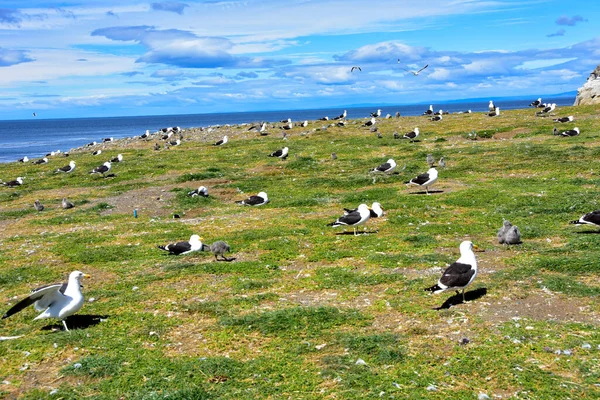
xmin=100 ymin=186 xmax=176 ymax=217
xmin=493 ymin=127 xmax=530 ymax=140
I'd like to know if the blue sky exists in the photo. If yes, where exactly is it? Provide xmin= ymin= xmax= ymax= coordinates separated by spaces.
xmin=0 ymin=0 xmax=597 ymax=119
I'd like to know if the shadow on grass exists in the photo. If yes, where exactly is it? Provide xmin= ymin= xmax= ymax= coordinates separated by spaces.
xmin=408 ymin=190 xmax=444 ymax=195
xmin=335 ymin=230 xmax=379 ymax=236
xmin=574 ymin=230 xmax=600 ymax=234
xmin=41 ymin=314 xmax=108 ymax=331
xmin=434 ymin=287 xmax=487 ymax=310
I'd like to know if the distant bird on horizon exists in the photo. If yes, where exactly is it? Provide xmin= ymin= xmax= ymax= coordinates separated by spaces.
xmin=403 ymin=64 xmax=428 ymax=76
xmin=370 ymin=109 xmax=382 ymax=118
xmin=488 ymin=100 xmax=495 ymax=112
xmin=423 ymin=105 xmax=434 ymax=115
xmin=351 ymin=66 xmax=362 ymax=72
xmin=431 ymin=114 xmax=443 ymax=121
xmin=333 ymin=110 xmax=347 ymax=120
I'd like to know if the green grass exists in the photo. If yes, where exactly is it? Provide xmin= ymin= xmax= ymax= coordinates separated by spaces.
xmin=1 ymin=104 xmax=600 ymax=399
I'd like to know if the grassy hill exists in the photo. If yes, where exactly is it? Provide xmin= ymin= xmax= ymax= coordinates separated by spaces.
xmin=0 ymin=105 xmax=599 ymax=399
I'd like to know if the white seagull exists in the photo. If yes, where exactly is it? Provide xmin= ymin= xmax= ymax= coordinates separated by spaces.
xmin=158 ymin=234 xmax=203 ymax=255
xmin=110 ymin=154 xmax=123 ymax=163
xmin=403 ymin=127 xmax=420 ymax=141
xmin=370 ymin=158 xmax=396 ymax=174
xmin=570 ymin=210 xmax=600 ymax=230
xmin=425 ymin=241 xmax=478 ymax=303
xmin=236 ymin=191 xmax=269 ymax=206
xmin=213 ymin=136 xmax=228 ymax=146
xmin=328 ymin=203 xmax=371 ymax=236
xmin=403 ymin=64 xmax=428 ymax=75
xmin=188 ymin=186 xmax=208 ymax=197
xmin=269 ymin=147 xmax=289 ymax=160
xmin=89 ymin=161 xmax=111 ymax=176
xmin=406 ymin=167 xmax=438 ymax=195
xmin=55 ymin=161 xmax=76 ymax=173
xmin=2 ymin=271 xmax=91 ymax=331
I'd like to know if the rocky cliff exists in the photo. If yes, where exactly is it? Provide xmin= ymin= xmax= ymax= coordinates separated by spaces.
xmin=574 ymin=64 xmax=600 ymax=105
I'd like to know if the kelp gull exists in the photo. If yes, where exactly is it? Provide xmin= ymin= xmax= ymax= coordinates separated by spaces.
xmin=488 ymin=101 xmax=495 ymax=112
xmin=425 ymin=241 xmax=478 ymax=303
xmin=89 ymin=161 xmax=111 ymax=176
xmin=32 ymin=157 xmax=48 ymax=165
xmin=370 ymin=109 xmax=382 ymax=118
xmin=213 ymin=136 xmax=228 ymax=146
xmin=110 ymin=154 xmax=123 ymax=163
xmin=529 ymin=98 xmax=542 ymax=107
xmin=92 ymin=150 xmax=102 ymax=156
xmin=18 ymin=156 xmax=29 ymax=163
xmin=431 ymin=114 xmax=443 ymax=121
xmin=570 ymin=210 xmax=600 ymax=230
xmin=55 ymin=161 xmax=76 ymax=173
xmin=554 ymin=127 xmax=579 ymax=137
xmin=403 ymin=64 xmax=428 ymax=76
xmin=553 ymin=116 xmax=573 ymax=123
xmin=188 ymin=186 xmax=208 ymax=197
xmin=370 ymin=158 xmax=396 ymax=174
xmin=236 ymin=191 xmax=269 ymax=206
xmin=488 ymin=107 xmax=500 ymax=117
xmin=364 ymin=117 xmax=376 ymax=127
xmin=1 ymin=177 xmax=24 ymax=187
xmin=269 ymin=147 xmax=289 ymax=159
xmin=333 ymin=110 xmax=347 ymax=120
xmin=403 ymin=127 xmax=420 ymax=141
xmin=536 ymin=103 xmax=556 ymax=115
xmin=345 ymin=202 xmax=384 ymax=218
xmin=328 ymin=203 xmax=371 ymax=235
xmin=423 ymin=105 xmax=434 ymax=115
xmin=1 ymin=271 xmax=90 ymax=331
xmin=102 ymin=137 xmax=113 ymax=143
xmin=158 ymin=234 xmax=203 ymax=255
xmin=406 ymin=167 xmax=438 ymax=195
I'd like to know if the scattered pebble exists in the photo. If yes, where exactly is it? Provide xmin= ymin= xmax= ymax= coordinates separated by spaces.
xmin=73 ymin=363 xmax=82 ymax=369
xmin=459 ymin=338 xmax=470 ymax=345
xmin=563 ymin=349 xmax=572 ymax=356
xmin=392 ymin=382 xmax=401 ymax=389
xmin=315 ymin=343 xmax=326 ymax=350
xmin=355 ymin=358 xmax=367 ymax=366
xmin=88 ymin=297 xmax=96 ymax=303
xmin=478 ymin=393 xmax=490 ymax=400
xmin=132 ymin=286 xmax=139 ymax=291
xmin=2 ymin=381 xmax=10 ymax=385
xmin=49 ymin=389 xmax=58 ymax=395
xmin=426 ymin=385 xmax=437 ymax=392
xmin=581 ymin=343 xmax=591 ymax=349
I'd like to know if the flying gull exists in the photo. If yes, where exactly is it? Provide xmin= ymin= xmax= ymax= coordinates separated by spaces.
xmin=1 ymin=271 xmax=90 ymax=331
xmin=89 ymin=161 xmax=111 ymax=176
xmin=269 ymin=147 xmax=289 ymax=160
xmin=351 ymin=66 xmax=362 ymax=72
xmin=327 ymin=203 xmax=371 ymax=235
xmin=188 ymin=186 xmax=208 ymax=197
xmin=424 ymin=241 xmax=478 ymax=303
xmin=406 ymin=167 xmax=438 ymax=195
xmin=370 ymin=158 xmax=396 ymax=174
xmin=403 ymin=64 xmax=428 ymax=76
xmin=34 ymin=200 xmax=44 ymax=212
xmin=1 ymin=177 xmax=24 ymax=187
xmin=236 ymin=191 xmax=269 ymax=206
xmin=55 ymin=160 xmax=76 ymax=174
xmin=158 ymin=234 xmax=203 ymax=255
xmin=213 ymin=136 xmax=228 ymax=146
xmin=62 ymin=198 xmax=75 ymax=209
xmin=570 ymin=210 xmax=600 ymax=230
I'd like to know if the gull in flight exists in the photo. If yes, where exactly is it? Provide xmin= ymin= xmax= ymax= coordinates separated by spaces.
xmin=403 ymin=64 xmax=428 ymax=76
xmin=351 ymin=66 xmax=362 ymax=72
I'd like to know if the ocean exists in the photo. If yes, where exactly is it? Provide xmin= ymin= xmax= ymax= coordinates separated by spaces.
xmin=0 ymin=96 xmax=574 ymax=163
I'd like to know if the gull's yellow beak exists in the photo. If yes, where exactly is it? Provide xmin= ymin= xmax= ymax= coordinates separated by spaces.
xmin=84 ymin=274 xmax=91 ymax=278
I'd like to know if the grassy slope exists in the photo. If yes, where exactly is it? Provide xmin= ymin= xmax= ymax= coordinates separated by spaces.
xmin=0 ymin=105 xmax=599 ymax=399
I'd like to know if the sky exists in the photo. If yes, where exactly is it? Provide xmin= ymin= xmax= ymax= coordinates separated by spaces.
xmin=0 ymin=0 xmax=598 ymax=119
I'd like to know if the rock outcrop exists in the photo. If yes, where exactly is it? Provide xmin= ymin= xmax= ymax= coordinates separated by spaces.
xmin=574 ymin=64 xmax=600 ymax=105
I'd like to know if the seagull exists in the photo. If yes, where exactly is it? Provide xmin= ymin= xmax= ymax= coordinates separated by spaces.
xmin=236 ymin=191 xmax=269 ymax=206
xmin=109 ymin=154 xmax=123 ymax=163
xmin=319 ymin=116 xmax=329 ymax=121
xmin=536 ymin=103 xmax=556 ymax=115
xmin=62 ymin=198 xmax=75 ymax=209
xmin=529 ymin=98 xmax=542 ymax=107
xmin=403 ymin=64 xmax=428 ymax=76
xmin=351 ymin=66 xmax=362 ymax=72
xmin=570 ymin=210 xmax=600 ymax=230
xmin=497 ymin=220 xmax=512 ymax=243
xmin=488 ymin=107 xmax=500 ymax=117
xmin=393 ymin=131 xmax=400 ymax=139
xmin=203 ymin=240 xmax=235 ymax=262
xmin=364 ymin=117 xmax=376 ymax=127
xmin=327 ymin=203 xmax=371 ymax=236
xmin=426 ymin=154 xmax=435 ymax=167
xmin=34 ymin=200 xmax=44 ymax=212
xmin=92 ymin=150 xmax=102 ymax=156
xmin=32 ymin=157 xmax=48 ymax=165
xmin=269 ymin=147 xmax=289 ymax=160
xmin=370 ymin=158 xmax=396 ymax=174
xmin=553 ymin=116 xmax=574 ymax=123
xmin=161 ymin=132 xmax=173 ymax=140
xmin=158 ymin=235 xmax=203 ymax=255
xmin=406 ymin=167 xmax=438 ymax=195
xmin=1 ymin=177 xmax=24 ymax=187
xmin=438 ymin=157 xmax=446 ymax=169
xmin=281 ymin=121 xmax=293 ymax=130
xmin=344 ymin=202 xmax=384 ymax=218
xmin=140 ymin=130 xmax=151 ymax=139
xmin=299 ymin=120 xmax=308 ymax=128
xmin=168 ymin=139 xmax=181 ymax=147
xmin=89 ymin=161 xmax=111 ymax=176
xmin=213 ymin=136 xmax=228 ymax=146
xmin=503 ymin=225 xmax=521 ymax=245
xmin=423 ymin=105 xmax=434 ymax=115
xmin=333 ymin=110 xmax=347 ymax=120
xmin=188 ymin=186 xmax=208 ymax=197
xmin=403 ymin=127 xmax=419 ymax=142
xmin=33 ymin=112 xmax=37 ymax=117
xmin=556 ymin=127 xmax=580 ymax=137
xmin=17 ymin=156 xmax=29 ymax=163
xmin=55 ymin=161 xmax=76 ymax=174
xmin=280 ymin=117 xmax=292 ymax=123
xmin=488 ymin=101 xmax=495 ymax=112
xmin=337 ymin=120 xmax=346 ymax=127
xmin=1 ymin=271 xmax=91 ymax=331
xmin=431 ymin=114 xmax=443 ymax=121
xmin=424 ymin=241 xmax=478 ymax=303
xmin=102 ymin=137 xmax=113 ymax=143
xmin=370 ymin=109 xmax=382 ymax=118
xmin=85 ymin=141 xmax=97 ymax=147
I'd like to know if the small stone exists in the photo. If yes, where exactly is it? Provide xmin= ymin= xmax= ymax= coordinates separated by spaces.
xmin=478 ymin=394 xmax=490 ymax=400
xmin=132 ymin=286 xmax=139 ymax=291
xmin=73 ymin=363 xmax=82 ymax=369
xmin=315 ymin=343 xmax=327 ymax=350
xmin=49 ymin=389 xmax=58 ymax=395
xmin=88 ymin=297 xmax=96 ymax=303
xmin=581 ymin=343 xmax=591 ymax=349
xmin=459 ymin=338 xmax=470 ymax=345
xmin=426 ymin=385 xmax=437 ymax=392
xmin=392 ymin=382 xmax=401 ymax=389
xmin=563 ymin=349 xmax=572 ymax=356
xmin=355 ymin=358 xmax=367 ymax=366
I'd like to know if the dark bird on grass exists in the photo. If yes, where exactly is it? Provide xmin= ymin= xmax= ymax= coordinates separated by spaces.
xmin=213 ymin=136 xmax=228 ymax=146
xmin=269 ymin=147 xmax=289 ymax=159
xmin=555 ymin=127 xmax=580 ymax=137
xmin=403 ymin=64 xmax=428 ymax=75
xmin=370 ymin=109 xmax=381 ymax=118
xmin=161 ymin=131 xmax=173 ymax=140
xmin=55 ymin=161 xmax=76 ymax=173
xmin=364 ymin=117 xmax=376 ymax=127
xmin=536 ymin=103 xmax=556 ymax=115
xmin=488 ymin=107 xmax=500 ymax=117
xmin=370 ymin=158 xmax=396 ymax=174
xmin=34 ymin=200 xmax=44 ymax=211
xmin=89 ymin=161 xmax=111 ymax=176
xmin=344 ymin=202 xmax=384 ymax=218
xmin=425 ymin=241 xmax=478 ymax=303
xmin=203 ymin=240 xmax=235 ymax=261
xmin=1 ymin=177 xmax=24 ymax=187
xmin=32 ymin=157 xmax=48 ymax=165
xmin=553 ymin=116 xmax=573 ymax=123
xmin=158 ymin=234 xmax=203 ymax=255
xmin=570 ymin=210 xmax=600 ymax=230
xmin=281 ymin=121 xmax=293 ymax=130
xmin=351 ymin=66 xmax=361 ymax=72
xmin=529 ymin=98 xmax=542 ymax=107
xmin=403 ymin=127 xmax=419 ymax=141
xmin=337 ymin=120 xmax=346 ymax=127
xmin=188 ymin=186 xmax=208 ymax=197
xmin=299 ymin=120 xmax=308 ymax=128
xmin=85 ymin=141 xmax=97 ymax=147
xmin=431 ymin=114 xmax=443 ymax=121
xmin=92 ymin=150 xmax=102 ymax=156
xmin=62 ymin=198 xmax=74 ymax=209
xmin=236 ymin=191 xmax=269 ymax=206
xmin=427 ymin=154 xmax=435 ymax=167
xmin=406 ymin=167 xmax=438 ymax=195
xmin=109 ymin=154 xmax=123 ymax=163
xmin=319 ymin=116 xmax=329 ymax=121
xmin=168 ymin=139 xmax=181 ymax=147
xmin=333 ymin=110 xmax=347 ymax=120
xmin=1 ymin=270 xmax=90 ymax=332
xmin=18 ymin=156 xmax=29 ymax=163
xmin=327 ymin=203 xmax=371 ymax=236
xmin=102 ymin=137 xmax=113 ymax=143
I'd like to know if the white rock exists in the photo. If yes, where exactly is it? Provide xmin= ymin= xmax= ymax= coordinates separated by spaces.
xmin=355 ymin=358 xmax=367 ymax=366
xmin=426 ymin=385 xmax=437 ymax=391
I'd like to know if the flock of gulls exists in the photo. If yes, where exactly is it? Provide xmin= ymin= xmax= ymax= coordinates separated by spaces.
xmin=1 ymin=97 xmax=598 ymax=332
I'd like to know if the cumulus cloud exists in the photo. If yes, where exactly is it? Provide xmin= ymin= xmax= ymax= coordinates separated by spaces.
xmin=0 ymin=47 xmax=34 ymax=67
xmin=547 ymin=29 xmax=566 ymax=38
xmin=555 ymin=15 xmax=587 ymax=26
xmin=91 ymin=25 xmax=288 ymax=69
xmin=151 ymin=1 xmax=189 ymax=15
